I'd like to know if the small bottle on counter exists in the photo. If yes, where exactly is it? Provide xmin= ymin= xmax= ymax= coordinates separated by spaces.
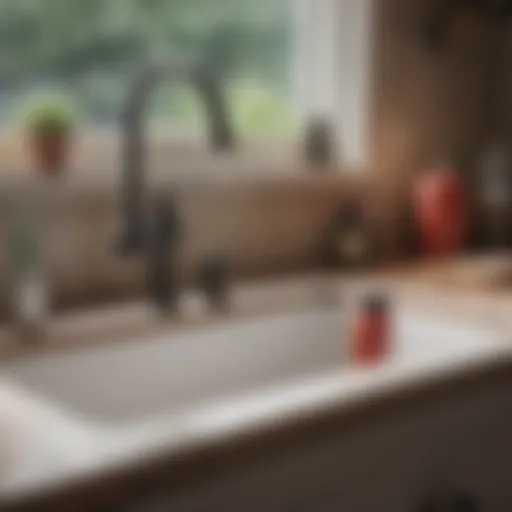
xmin=351 ymin=292 xmax=390 ymax=365
xmin=9 ymin=203 xmax=49 ymax=341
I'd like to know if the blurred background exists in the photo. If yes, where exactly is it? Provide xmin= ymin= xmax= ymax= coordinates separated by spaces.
xmin=4 ymin=1 xmax=512 ymax=510
xmin=0 ymin=0 xmax=298 ymax=138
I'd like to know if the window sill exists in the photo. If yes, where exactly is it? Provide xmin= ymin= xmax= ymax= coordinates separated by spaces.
xmin=0 ymin=131 xmax=361 ymax=207
xmin=0 ymin=131 xmax=300 ymax=172
xmin=0 ymin=131 xmax=356 ymax=193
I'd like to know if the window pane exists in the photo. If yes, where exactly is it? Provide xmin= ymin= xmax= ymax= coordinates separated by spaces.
xmin=0 ymin=0 xmax=299 ymax=139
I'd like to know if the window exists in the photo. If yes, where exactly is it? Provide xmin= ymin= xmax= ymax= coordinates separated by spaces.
xmin=0 ymin=0 xmax=300 ymax=140
xmin=0 ymin=0 xmax=374 ymax=170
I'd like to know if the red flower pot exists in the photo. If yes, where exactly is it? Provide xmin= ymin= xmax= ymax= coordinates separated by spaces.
xmin=29 ymin=132 xmax=70 ymax=178
xmin=413 ymin=166 xmax=468 ymax=257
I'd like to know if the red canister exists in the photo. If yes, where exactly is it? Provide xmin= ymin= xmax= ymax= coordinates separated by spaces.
xmin=413 ymin=165 xmax=468 ymax=256
xmin=352 ymin=294 xmax=390 ymax=365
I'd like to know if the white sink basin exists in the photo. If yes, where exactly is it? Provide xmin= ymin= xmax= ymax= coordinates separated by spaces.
xmin=0 ymin=304 xmax=507 ymax=505
xmin=0 ymin=308 xmax=498 ymax=427
xmin=1 ymin=310 xmax=343 ymax=425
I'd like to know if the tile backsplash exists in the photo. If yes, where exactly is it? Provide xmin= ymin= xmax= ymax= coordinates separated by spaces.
xmin=2 ymin=0 xmax=497 ymax=320
xmin=0 ymin=171 xmax=399 ymax=319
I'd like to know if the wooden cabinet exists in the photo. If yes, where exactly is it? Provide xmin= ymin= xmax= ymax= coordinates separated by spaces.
xmin=132 ymin=379 xmax=512 ymax=511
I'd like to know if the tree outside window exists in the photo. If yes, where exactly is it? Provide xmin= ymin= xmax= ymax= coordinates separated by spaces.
xmin=0 ymin=0 xmax=299 ymax=140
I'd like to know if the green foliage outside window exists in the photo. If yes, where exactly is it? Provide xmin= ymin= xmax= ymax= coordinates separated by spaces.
xmin=0 ymin=0 xmax=298 ymax=138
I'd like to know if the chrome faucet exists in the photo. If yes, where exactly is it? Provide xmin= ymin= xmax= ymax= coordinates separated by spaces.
xmin=117 ymin=57 xmax=235 ymax=311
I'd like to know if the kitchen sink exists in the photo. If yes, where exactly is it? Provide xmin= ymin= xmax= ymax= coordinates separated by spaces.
xmin=0 ymin=307 xmax=497 ymax=427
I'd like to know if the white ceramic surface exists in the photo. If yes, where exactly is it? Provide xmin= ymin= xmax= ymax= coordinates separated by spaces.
xmin=0 ymin=308 xmax=497 ymax=426
xmin=0 ymin=307 xmax=507 ymax=502
xmin=2 ymin=310 xmax=344 ymax=424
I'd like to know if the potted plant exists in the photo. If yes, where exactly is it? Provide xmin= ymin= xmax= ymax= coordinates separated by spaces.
xmin=22 ymin=96 xmax=76 ymax=177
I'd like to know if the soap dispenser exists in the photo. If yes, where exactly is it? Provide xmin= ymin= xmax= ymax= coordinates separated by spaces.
xmin=323 ymin=199 xmax=374 ymax=270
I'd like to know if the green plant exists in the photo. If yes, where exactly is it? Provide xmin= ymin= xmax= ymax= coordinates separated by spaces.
xmin=22 ymin=96 xmax=76 ymax=135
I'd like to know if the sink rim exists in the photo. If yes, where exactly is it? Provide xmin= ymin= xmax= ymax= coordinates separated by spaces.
xmin=1 ymin=344 xmax=511 ymax=507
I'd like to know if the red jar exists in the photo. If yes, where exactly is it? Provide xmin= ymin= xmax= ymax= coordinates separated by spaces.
xmin=413 ymin=166 xmax=468 ymax=256
xmin=352 ymin=294 xmax=390 ymax=365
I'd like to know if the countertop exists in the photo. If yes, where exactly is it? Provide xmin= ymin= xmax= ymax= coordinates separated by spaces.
xmin=2 ymin=264 xmax=512 ymax=510
xmin=3 ymin=261 xmax=512 ymax=361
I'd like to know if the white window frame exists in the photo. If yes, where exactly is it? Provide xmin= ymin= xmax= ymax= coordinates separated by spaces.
xmin=294 ymin=0 xmax=374 ymax=168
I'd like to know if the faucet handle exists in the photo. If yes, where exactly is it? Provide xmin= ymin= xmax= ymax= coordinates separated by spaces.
xmin=199 ymin=254 xmax=230 ymax=310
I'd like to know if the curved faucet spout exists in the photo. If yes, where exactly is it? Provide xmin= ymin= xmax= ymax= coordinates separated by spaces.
xmin=119 ymin=58 xmax=235 ymax=254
